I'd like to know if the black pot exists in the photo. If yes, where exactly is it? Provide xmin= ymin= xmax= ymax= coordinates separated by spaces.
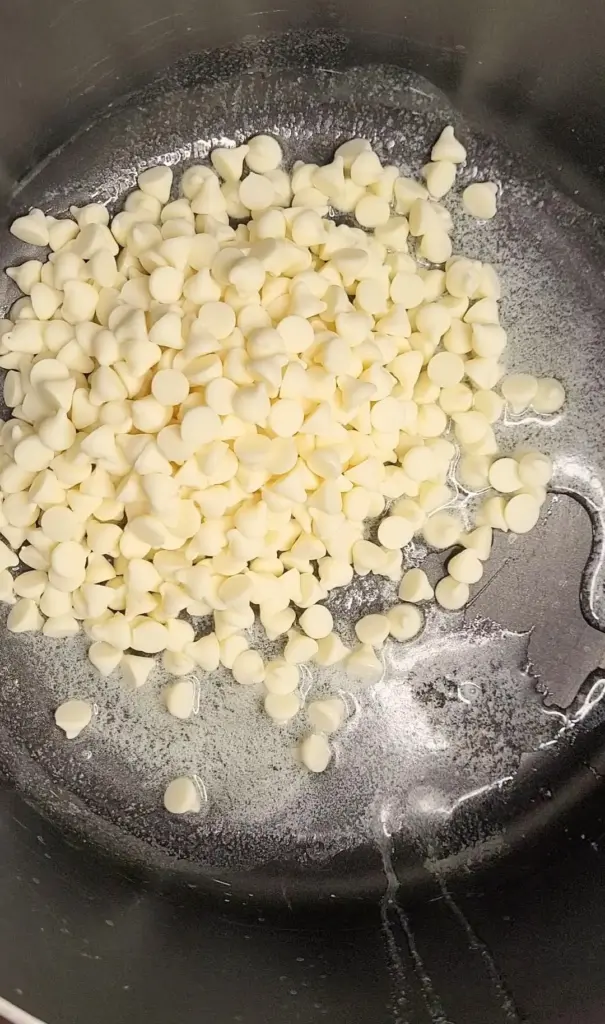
xmin=1 ymin=2 xmax=605 ymax=1022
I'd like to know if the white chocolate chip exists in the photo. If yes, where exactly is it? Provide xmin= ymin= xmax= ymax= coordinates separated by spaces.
xmin=299 ymin=605 xmax=333 ymax=639
xmin=447 ymin=549 xmax=484 ymax=585
xmin=501 ymin=373 xmax=538 ymax=413
xmin=387 ymin=603 xmax=423 ymax=640
xmin=300 ymin=733 xmax=332 ymax=773
xmin=533 ymin=377 xmax=565 ymax=414
xmin=435 ymin=576 xmax=470 ymax=610
xmin=164 ymin=678 xmax=195 ymax=719
xmin=504 ymin=493 xmax=541 ymax=534
xmin=431 ymin=126 xmax=467 ymax=164
xmin=138 ymin=164 xmax=173 ymax=204
xmin=517 ymin=451 xmax=553 ymax=487
xmin=307 ymin=697 xmax=345 ymax=734
xmin=245 ymin=135 xmax=282 ymax=173
xmin=488 ymin=457 xmax=522 ymax=493
xmin=423 ymin=161 xmax=456 ymax=199
xmin=284 ymin=630 xmax=319 ymax=664
xmin=461 ymin=526 xmax=493 ymax=560
xmin=55 ymin=699 xmax=93 ymax=739
xmin=377 ymin=516 xmax=415 ymax=550
xmin=423 ymin=512 xmax=462 ymax=549
xmin=354 ymin=613 xmax=390 ymax=647
xmin=264 ymin=691 xmax=301 ymax=723
xmin=164 ymin=776 xmax=201 ymax=814
xmin=121 ymin=655 xmax=154 ymax=689
xmin=462 ymin=182 xmax=498 ymax=220
xmin=313 ymin=633 xmax=349 ymax=666
xmin=346 ymin=644 xmax=383 ymax=684
xmin=232 ymin=649 xmax=265 ymax=685
xmin=398 ymin=568 xmax=433 ymax=603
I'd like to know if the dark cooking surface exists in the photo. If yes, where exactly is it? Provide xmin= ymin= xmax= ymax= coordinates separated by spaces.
xmin=2 ymin=47 xmax=605 ymax=904
xmin=1 ymin=0 xmax=605 ymax=1021
xmin=2 ymin=784 xmax=605 ymax=1024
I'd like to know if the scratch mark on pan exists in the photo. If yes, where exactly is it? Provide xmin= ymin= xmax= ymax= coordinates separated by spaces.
xmin=48 ymin=0 xmax=88 ymax=29
xmin=378 ymin=821 xmax=411 ymax=1023
xmin=377 ymin=807 xmax=451 ymax=1023
xmin=394 ymin=905 xmax=451 ymax=1024
xmin=465 ymin=558 xmax=512 ymax=610
xmin=438 ymin=881 xmax=526 ymax=1023
xmin=126 ymin=13 xmax=184 ymax=35
xmin=245 ymin=8 xmax=287 ymax=15
xmin=280 ymin=883 xmax=293 ymax=911
xmin=379 ymin=816 xmax=449 ymax=1023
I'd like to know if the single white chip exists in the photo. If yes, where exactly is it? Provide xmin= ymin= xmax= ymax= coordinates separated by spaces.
xmin=533 ymin=377 xmax=565 ymax=414
xmin=517 ymin=451 xmax=553 ymax=488
xmin=164 ymin=679 xmax=196 ymax=719
xmin=387 ymin=603 xmax=423 ymax=641
xmin=232 ymin=649 xmax=265 ymax=685
xmin=435 ymin=576 xmax=470 ymax=610
xmin=501 ymin=373 xmax=538 ymax=412
xmin=488 ymin=457 xmax=522 ymax=494
xmin=354 ymin=614 xmax=390 ymax=648
xmin=504 ymin=494 xmax=541 ymax=534
xmin=377 ymin=516 xmax=415 ymax=550
xmin=447 ymin=549 xmax=484 ymax=585
xmin=307 ymin=697 xmax=346 ymax=734
xmin=398 ymin=569 xmax=433 ymax=603
xmin=423 ymin=513 xmax=462 ymax=550
xmin=264 ymin=691 xmax=301 ymax=723
xmin=462 ymin=182 xmax=498 ymax=219
xmin=55 ymin=699 xmax=93 ymax=739
xmin=300 ymin=733 xmax=332 ymax=773
xmin=246 ymin=135 xmax=282 ymax=173
xmin=299 ymin=605 xmax=333 ymax=640
xmin=164 ymin=776 xmax=202 ymax=814
xmin=346 ymin=644 xmax=383 ymax=684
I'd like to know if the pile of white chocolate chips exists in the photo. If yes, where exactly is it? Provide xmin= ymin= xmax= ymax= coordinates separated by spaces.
xmin=1 ymin=128 xmax=565 ymax=812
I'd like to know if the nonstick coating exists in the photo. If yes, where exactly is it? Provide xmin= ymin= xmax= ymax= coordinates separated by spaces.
xmin=1 ymin=34 xmax=605 ymax=903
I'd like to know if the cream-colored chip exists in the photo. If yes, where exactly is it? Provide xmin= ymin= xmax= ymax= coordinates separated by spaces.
xmin=423 ymin=512 xmax=462 ymax=549
xmin=346 ymin=644 xmax=383 ymax=684
xmin=232 ymin=649 xmax=265 ymax=685
xmin=488 ymin=457 xmax=522 ymax=494
xmin=55 ymin=699 xmax=93 ymax=739
xmin=307 ymin=697 xmax=345 ymax=734
xmin=533 ymin=377 xmax=565 ymax=414
xmin=387 ymin=603 xmax=423 ymax=640
xmin=501 ymin=373 xmax=538 ymax=413
xmin=377 ymin=516 xmax=414 ymax=550
xmin=300 ymin=733 xmax=332 ymax=773
xmin=461 ymin=526 xmax=493 ymax=560
xmin=504 ymin=493 xmax=541 ymax=534
xmin=164 ymin=776 xmax=201 ymax=814
xmin=164 ymin=678 xmax=196 ymax=719
xmin=447 ymin=549 xmax=484 ymax=585
xmin=354 ymin=613 xmax=390 ymax=647
xmin=299 ymin=605 xmax=333 ymax=640
xmin=462 ymin=182 xmax=498 ymax=219
xmin=435 ymin=576 xmax=470 ymax=610
xmin=264 ymin=691 xmax=301 ymax=723
xmin=517 ymin=451 xmax=553 ymax=487
xmin=398 ymin=568 xmax=433 ymax=603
